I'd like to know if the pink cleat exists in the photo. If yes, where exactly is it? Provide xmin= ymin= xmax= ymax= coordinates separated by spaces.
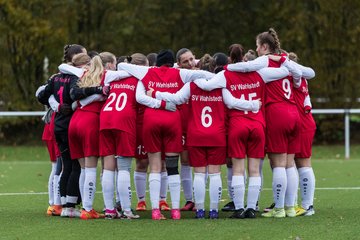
xmin=171 ymin=209 xmax=181 ymax=220
xmin=152 ymin=209 xmax=166 ymax=220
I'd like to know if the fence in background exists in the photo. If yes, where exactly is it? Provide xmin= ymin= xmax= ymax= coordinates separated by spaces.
xmin=1 ymin=109 xmax=360 ymax=159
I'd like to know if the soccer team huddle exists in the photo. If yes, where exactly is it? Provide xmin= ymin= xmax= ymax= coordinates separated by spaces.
xmin=36 ymin=28 xmax=316 ymax=220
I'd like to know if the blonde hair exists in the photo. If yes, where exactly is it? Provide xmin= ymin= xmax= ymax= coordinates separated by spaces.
xmin=78 ymin=55 xmax=104 ymax=88
xmin=125 ymin=53 xmax=149 ymax=66
xmin=71 ymin=53 xmax=91 ymax=67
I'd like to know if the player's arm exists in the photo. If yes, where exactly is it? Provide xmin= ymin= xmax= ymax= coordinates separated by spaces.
xmin=117 ymin=63 xmax=149 ymax=81
xmin=193 ymin=71 xmax=227 ymax=91
xmin=291 ymin=61 xmax=316 ymax=80
xmin=257 ymin=67 xmax=290 ymax=83
xmin=222 ymin=88 xmax=261 ymax=111
xmin=226 ymin=55 xmax=269 ymax=72
xmin=135 ymin=81 xmax=176 ymax=111
xmin=69 ymin=81 xmax=107 ymax=101
xmin=58 ymin=64 xmax=84 ymax=78
xmin=179 ymin=69 xmax=215 ymax=83
xmin=104 ymin=70 xmax=132 ymax=85
xmin=48 ymin=94 xmax=60 ymax=112
xmin=152 ymin=83 xmax=191 ymax=105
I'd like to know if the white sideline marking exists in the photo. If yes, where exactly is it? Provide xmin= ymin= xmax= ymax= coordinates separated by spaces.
xmin=1 ymin=187 xmax=359 ymax=196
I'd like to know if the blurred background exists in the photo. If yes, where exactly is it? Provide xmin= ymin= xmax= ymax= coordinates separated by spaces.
xmin=0 ymin=0 xmax=359 ymax=145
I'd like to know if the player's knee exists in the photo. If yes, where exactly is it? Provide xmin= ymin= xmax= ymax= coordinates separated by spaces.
xmin=165 ymin=155 xmax=179 ymax=176
xmin=117 ymin=156 xmax=132 ymax=172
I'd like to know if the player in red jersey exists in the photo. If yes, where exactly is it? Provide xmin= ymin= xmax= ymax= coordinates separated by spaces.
xmin=147 ymin=72 xmax=260 ymax=219
xmin=118 ymin=49 xmax=213 ymax=220
xmin=175 ymin=48 xmax=197 ymax=211
xmin=289 ymin=52 xmax=316 ymax=216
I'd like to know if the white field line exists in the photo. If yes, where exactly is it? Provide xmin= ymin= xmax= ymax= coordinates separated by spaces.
xmin=1 ymin=187 xmax=360 ymax=196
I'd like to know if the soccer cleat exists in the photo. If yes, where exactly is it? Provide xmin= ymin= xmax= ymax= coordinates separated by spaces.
xmin=221 ymin=201 xmax=235 ymax=212
xmin=263 ymin=202 xmax=275 ymax=213
xmin=285 ymin=206 xmax=296 ymax=217
xmin=209 ymin=209 xmax=219 ymax=219
xmin=80 ymin=209 xmax=102 ymax=220
xmin=67 ymin=207 xmax=81 ymax=218
xmin=104 ymin=209 xmax=118 ymax=220
xmin=244 ymin=208 xmax=256 ymax=218
xmin=152 ymin=209 xmax=166 ymax=220
xmin=60 ymin=208 xmax=68 ymax=217
xmin=180 ymin=201 xmax=195 ymax=211
xmin=122 ymin=210 xmax=140 ymax=219
xmin=229 ymin=208 xmax=245 ymax=219
xmin=261 ymin=208 xmax=286 ymax=218
xmin=171 ymin=209 xmax=181 ymax=220
xmin=195 ymin=209 xmax=205 ymax=219
xmin=295 ymin=205 xmax=306 ymax=216
xmin=115 ymin=201 xmax=122 ymax=212
xmin=304 ymin=205 xmax=315 ymax=216
xmin=159 ymin=200 xmax=171 ymax=211
xmin=136 ymin=201 xmax=147 ymax=211
xmin=52 ymin=205 xmax=62 ymax=216
xmin=47 ymin=206 xmax=54 ymax=216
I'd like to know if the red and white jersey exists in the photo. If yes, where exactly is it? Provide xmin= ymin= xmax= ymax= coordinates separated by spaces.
xmin=100 ymin=76 xmax=138 ymax=132
xmin=187 ymin=82 xmax=226 ymax=147
xmin=224 ymin=70 xmax=266 ymax=127
xmin=265 ymin=59 xmax=297 ymax=106
xmin=293 ymin=78 xmax=316 ymax=131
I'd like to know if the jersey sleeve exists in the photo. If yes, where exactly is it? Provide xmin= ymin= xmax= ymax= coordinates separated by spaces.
xmin=58 ymin=64 xmax=84 ymax=78
xmin=222 ymin=88 xmax=260 ymax=111
xmin=179 ymin=69 xmax=215 ymax=83
xmin=48 ymin=94 xmax=59 ymax=112
xmin=257 ymin=67 xmax=290 ymax=83
xmin=226 ymin=55 xmax=269 ymax=72
xmin=155 ymin=82 xmax=191 ymax=104
xmin=79 ymin=94 xmax=106 ymax=107
xmin=104 ymin=70 xmax=132 ymax=85
xmin=282 ymin=59 xmax=302 ymax=87
xmin=291 ymin=61 xmax=316 ymax=80
xmin=193 ymin=71 xmax=227 ymax=91
xmin=117 ymin=63 xmax=149 ymax=80
xmin=135 ymin=80 xmax=162 ymax=108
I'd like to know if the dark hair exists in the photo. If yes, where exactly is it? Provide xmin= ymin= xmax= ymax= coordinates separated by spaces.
xmin=256 ymin=28 xmax=281 ymax=54
xmin=88 ymin=50 xmax=99 ymax=59
xmin=116 ymin=56 xmax=127 ymax=65
xmin=156 ymin=49 xmax=175 ymax=67
xmin=228 ymin=44 xmax=245 ymax=63
xmin=243 ymin=49 xmax=257 ymax=62
xmin=63 ymin=44 xmax=86 ymax=63
xmin=213 ymin=52 xmax=228 ymax=73
xmin=176 ymin=48 xmax=191 ymax=62
xmin=147 ymin=53 xmax=158 ymax=66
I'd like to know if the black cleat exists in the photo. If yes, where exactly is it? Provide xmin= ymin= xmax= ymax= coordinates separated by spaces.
xmin=244 ymin=208 xmax=256 ymax=218
xmin=263 ymin=203 xmax=275 ymax=213
xmin=221 ymin=201 xmax=235 ymax=212
xmin=229 ymin=208 xmax=245 ymax=219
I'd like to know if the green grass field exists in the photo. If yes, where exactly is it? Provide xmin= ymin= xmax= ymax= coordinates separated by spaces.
xmin=0 ymin=145 xmax=359 ymax=240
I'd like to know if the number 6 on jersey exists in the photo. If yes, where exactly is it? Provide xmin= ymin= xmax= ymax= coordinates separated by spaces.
xmin=201 ymin=106 xmax=212 ymax=128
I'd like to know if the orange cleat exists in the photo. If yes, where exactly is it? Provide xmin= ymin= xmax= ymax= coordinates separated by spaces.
xmin=51 ymin=205 xmax=62 ymax=216
xmin=159 ymin=200 xmax=171 ymax=211
xmin=136 ymin=201 xmax=147 ymax=211
xmin=47 ymin=206 xmax=54 ymax=216
xmin=80 ymin=209 xmax=103 ymax=220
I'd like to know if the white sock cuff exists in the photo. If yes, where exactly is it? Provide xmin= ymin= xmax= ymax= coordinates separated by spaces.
xmin=149 ymin=173 xmax=161 ymax=182
xmin=232 ymin=175 xmax=245 ymax=186
xmin=273 ymin=167 xmax=286 ymax=175
xmin=248 ymin=176 xmax=261 ymax=186
xmin=85 ymin=167 xmax=97 ymax=175
xmin=194 ymin=172 xmax=206 ymax=178
xmin=298 ymin=167 xmax=312 ymax=175
xmin=134 ymin=171 xmax=147 ymax=179
xmin=168 ymin=174 xmax=180 ymax=183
